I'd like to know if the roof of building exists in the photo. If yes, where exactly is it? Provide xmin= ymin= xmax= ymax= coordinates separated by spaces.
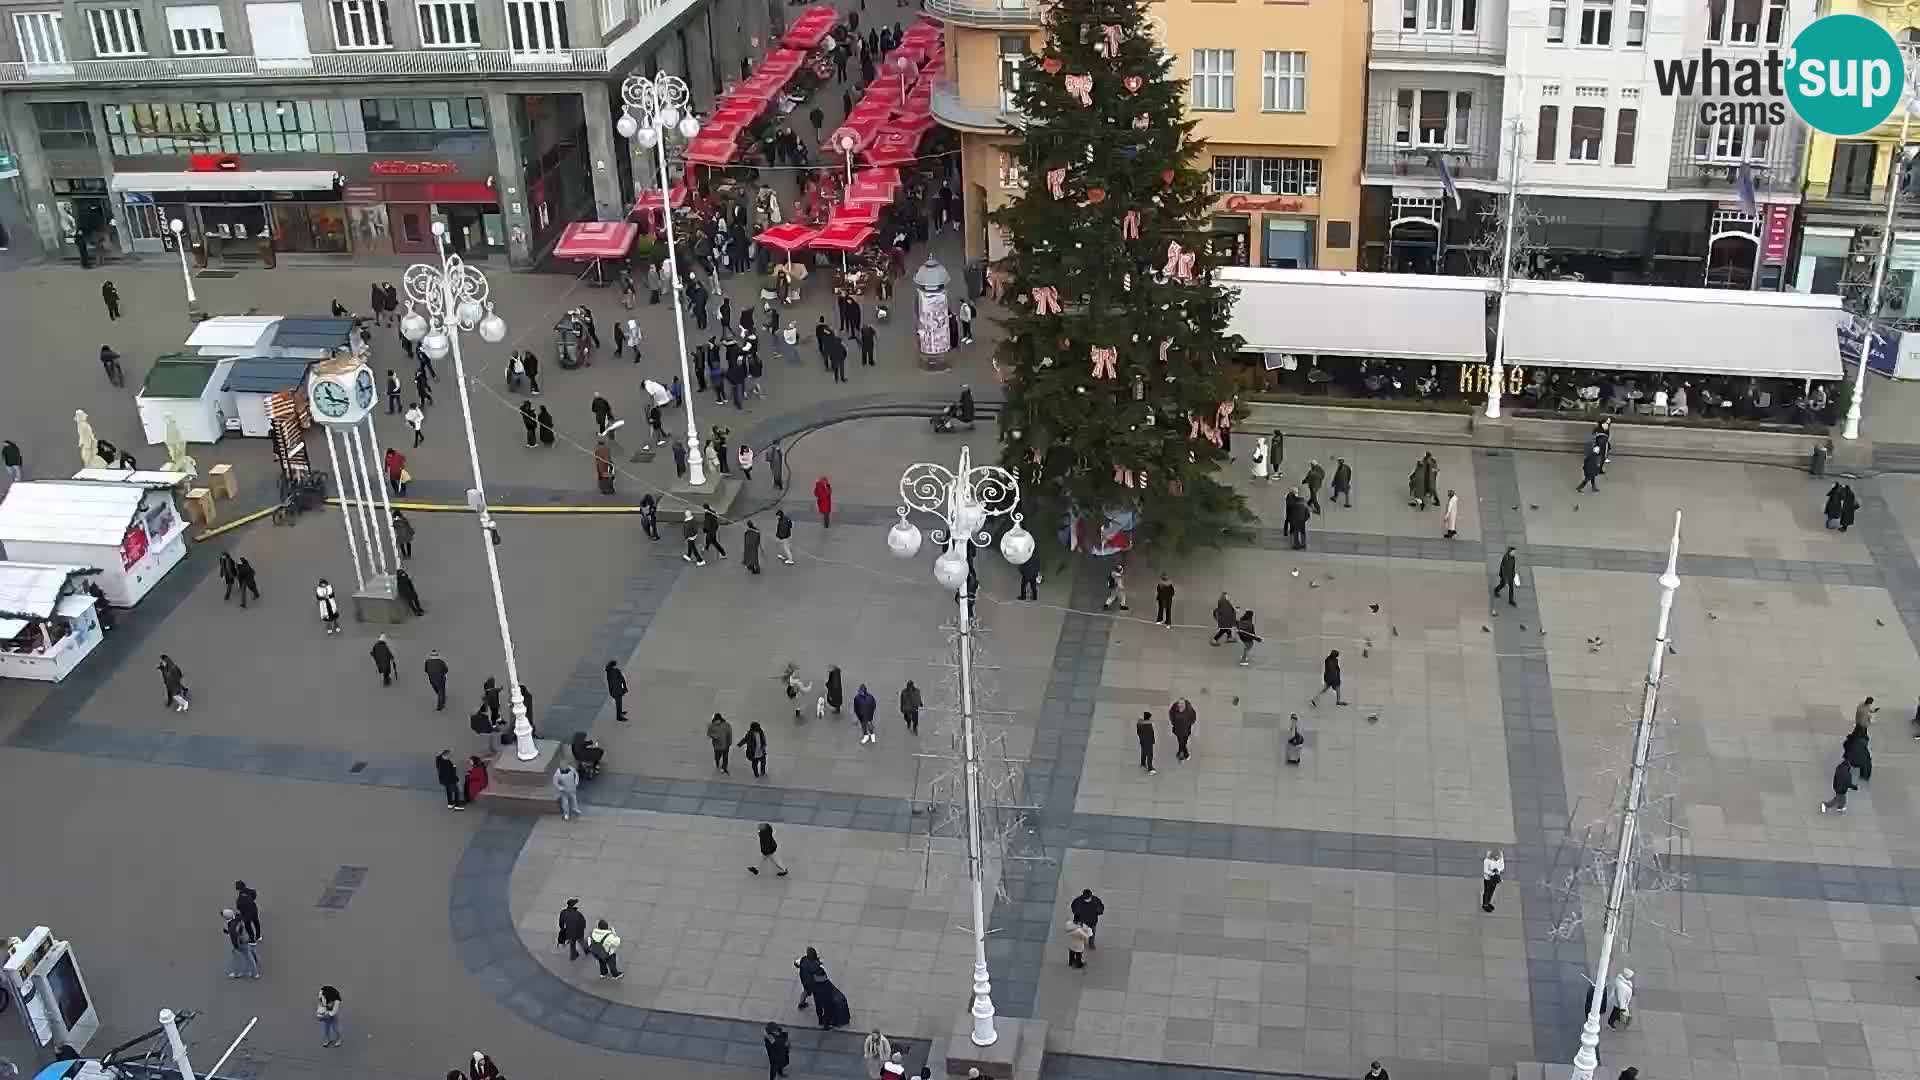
xmin=267 ymin=317 xmax=354 ymax=353
xmin=139 ymin=355 xmax=222 ymax=399
xmin=0 ymin=561 xmax=95 ymax=623
xmin=0 ymin=481 xmax=150 ymax=547
xmin=223 ymin=356 xmax=315 ymax=394
xmin=184 ymin=315 xmax=280 ymax=351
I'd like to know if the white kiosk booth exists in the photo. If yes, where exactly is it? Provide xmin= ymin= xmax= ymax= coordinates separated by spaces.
xmin=3 ymin=927 xmax=101 ymax=1055
xmin=0 ymin=479 xmax=188 ymax=606
xmin=0 ymin=563 xmax=103 ymax=682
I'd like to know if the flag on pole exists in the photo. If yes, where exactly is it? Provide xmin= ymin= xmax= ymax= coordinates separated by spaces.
xmin=1734 ymin=162 xmax=1758 ymax=215
xmin=1428 ymin=152 xmax=1462 ymax=210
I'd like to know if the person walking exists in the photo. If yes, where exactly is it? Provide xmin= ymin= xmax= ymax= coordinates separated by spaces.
xmin=606 ymin=660 xmax=629 ymax=722
xmin=740 ymin=721 xmax=770 ymax=777
xmin=1018 ymin=556 xmax=1041 ymax=601
xmin=587 ymin=919 xmax=624 ymax=978
xmin=702 ymin=503 xmax=728 ymax=558
xmin=739 ymin=444 xmax=755 ymax=483
xmin=1103 ymin=562 xmax=1129 ymax=611
xmin=1846 ymin=728 xmax=1874 ymax=784
xmin=424 ymin=650 xmax=450 ymax=710
xmin=863 ymin=1030 xmax=893 ymax=1080
xmin=219 ymin=552 xmax=239 ymax=602
xmin=1854 ymin=696 xmax=1878 ymax=737
xmin=1607 ymin=968 xmax=1634 ymax=1029
xmin=233 ymin=880 xmax=262 ymax=941
xmin=315 ymin=986 xmax=344 ymax=1047
xmin=384 ymin=447 xmax=408 ymax=497
xmin=750 ymin=822 xmax=790 ymax=875
xmin=1442 ymin=489 xmax=1460 ymax=539
xmin=1823 ymin=756 xmax=1855 ymax=813
xmin=436 ymin=750 xmax=466 ymax=809
xmin=639 ymin=494 xmax=660 ymax=541
xmin=1577 ymin=440 xmax=1603 ymax=492
xmin=707 ymin=713 xmax=734 ymax=773
xmin=683 ymin=510 xmax=707 ymax=565
xmin=765 ymin=1022 xmax=791 ymax=1080
xmin=393 ymin=509 xmax=415 ymax=559
xmin=1069 ymin=888 xmax=1104 ymax=948
xmin=1065 ymin=919 xmax=1093 ymax=968
xmin=102 ymin=281 xmax=122 ymax=320
xmin=859 ymin=323 xmax=877 ymax=366
xmin=899 ymin=680 xmax=922 ymax=734
xmin=369 ymin=634 xmax=397 ymax=686
xmin=814 ymin=476 xmax=834 ymax=528
xmin=2 ymin=439 xmax=22 ymax=483
xmin=235 ymin=557 xmax=260 ymax=607
xmin=1494 ymin=546 xmax=1520 ymax=608
xmin=1481 ymin=848 xmax=1504 ymax=912
xmin=1420 ymin=452 xmax=1441 ymax=508
xmin=521 ymin=348 xmax=542 ymax=396
xmin=520 ymin=400 xmax=539 ymax=447
xmin=387 ymin=370 xmax=404 ymax=413
xmin=1235 ymin=610 xmax=1260 ymax=666
xmin=160 ymin=654 xmax=190 ymax=711
xmin=405 ymin=403 xmax=426 ymax=448
xmin=853 ymin=683 xmax=878 ymax=744
xmin=1211 ymin=593 xmax=1237 ymax=645
xmin=594 ymin=440 xmax=616 ymax=494
xmin=557 ymin=898 xmax=587 ymax=960
xmin=553 ymin=763 xmax=581 ymax=820
xmin=795 ymin=947 xmax=828 ymax=1009
xmin=536 ymin=405 xmax=556 ymax=448
xmin=742 ymin=519 xmax=763 ymax=574
xmin=1285 ymin=487 xmax=1310 ymax=550
xmin=1311 ymin=650 xmax=1346 ymax=706
xmin=1153 ymin=574 xmax=1175 ymax=628
xmin=1169 ymin=698 xmax=1196 ymax=760
xmin=1304 ymin=460 xmax=1326 ymax=514
xmin=314 ymin=572 xmax=341 ymax=630
xmin=100 ymin=344 xmax=125 ymax=387
xmin=775 ymin=510 xmax=796 ymax=564
xmin=1135 ymin=711 xmax=1156 ymax=774
xmin=223 ymin=907 xmax=260 ymax=978
xmin=481 ymin=677 xmax=503 ymax=728
xmin=825 ymin=665 xmax=844 ymax=715
xmin=958 ymin=299 xmax=976 ymax=344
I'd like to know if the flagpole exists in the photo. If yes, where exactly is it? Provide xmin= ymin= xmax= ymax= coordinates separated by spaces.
xmin=1487 ymin=115 xmax=1523 ymax=420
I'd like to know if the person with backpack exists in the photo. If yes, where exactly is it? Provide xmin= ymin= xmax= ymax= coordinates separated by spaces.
xmin=587 ymin=919 xmax=624 ymax=978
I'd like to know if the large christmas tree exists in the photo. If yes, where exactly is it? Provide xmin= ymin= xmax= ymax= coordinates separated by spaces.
xmin=992 ymin=0 xmax=1252 ymax=552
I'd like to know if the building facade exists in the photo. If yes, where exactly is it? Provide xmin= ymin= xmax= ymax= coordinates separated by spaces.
xmin=0 ymin=0 xmax=778 ymax=266
xmin=1363 ymin=0 xmax=1810 ymax=288
xmin=927 ymin=0 xmax=1366 ymax=273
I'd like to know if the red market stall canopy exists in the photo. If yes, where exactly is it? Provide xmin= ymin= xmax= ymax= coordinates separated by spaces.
xmin=710 ymin=101 xmax=762 ymax=126
xmin=699 ymin=117 xmax=746 ymax=143
xmin=824 ymin=114 xmax=886 ymax=154
xmin=782 ymin=4 xmax=838 ymax=48
xmin=756 ymin=223 xmax=818 ymax=251
xmin=552 ymin=221 xmax=638 ymax=260
xmin=685 ymin=135 xmax=740 ymax=166
xmin=845 ymin=169 xmax=902 ymax=203
xmin=888 ymin=110 xmax=935 ymax=136
xmin=762 ymin=46 xmax=807 ymax=71
xmin=810 ymin=220 xmax=875 ymax=251
xmin=860 ymin=80 xmax=903 ymax=106
xmin=631 ymin=184 xmax=687 ymax=213
xmin=863 ymin=128 xmax=922 ymax=169
xmin=829 ymin=202 xmax=880 ymax=226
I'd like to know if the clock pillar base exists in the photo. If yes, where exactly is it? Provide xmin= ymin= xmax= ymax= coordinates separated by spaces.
xmin=478 ymin=738 xmax=566 ymax=815
xmin=352 ymin=574 xmax=411 ymax=624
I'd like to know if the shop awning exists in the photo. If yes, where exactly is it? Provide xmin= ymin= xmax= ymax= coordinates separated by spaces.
xmin=0 ymin=482 xmax=149 ymax=547
xmin=552 ymin=221 xmax=638 ymax=261
xmin=755 ymin=223 xmax=817 ymax=252
xmin=828 ymin=202 xmax=880 ymax=227
xmin=1502 ymin=280 xmax=1845 ymax=380
xmin=781 ymin=4 xmax=838 ymax=47
xmin=684 ymin=136 xmax=740 ymax=166
xmin=111 ymin=170 xmax=341 ymax=194
xmin=863 ymin=128 xmax=922 ymax=169
xmin=1220 ymin=268 xmax=1490 ymax=362
xmin=223 ymin=356 xmax=315 ymax=394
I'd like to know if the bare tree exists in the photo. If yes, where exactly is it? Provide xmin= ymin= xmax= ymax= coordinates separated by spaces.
xmin=1465 ymin=196 xmax=1584 ymax=283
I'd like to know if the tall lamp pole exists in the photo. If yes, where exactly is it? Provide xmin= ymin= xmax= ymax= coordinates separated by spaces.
xmin=1844 ymin=82 xmax=1919 ymax=440
xmin=887 ymin=447 xmax=1036 ymax=1048
xmin=618 ymin=73 xmax=708 ymax=485
xmin=1569 ymin=511 xmax=1681 ymax=1080
xmin=1486 ymin=112 xmax=1524 ymax=420
xmin=399 ymin=225 xmax=537 ymax=761
xmin=169 ymin=218 xmax=197 ymax=309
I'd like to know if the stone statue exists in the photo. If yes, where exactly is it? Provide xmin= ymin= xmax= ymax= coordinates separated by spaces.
xmin=75 ymin=410 xmax=106 ymax=470
xmin=163 ymin=416 xmax=198 ymax=477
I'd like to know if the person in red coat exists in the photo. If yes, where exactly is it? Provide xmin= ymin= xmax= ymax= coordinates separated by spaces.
xmin=814 ymin=476 xmax=833 ymax=528
xmin=464 ymin=755 xmax=490 ymax=802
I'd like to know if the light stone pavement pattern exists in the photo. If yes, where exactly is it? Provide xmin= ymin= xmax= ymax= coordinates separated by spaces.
xmin=13 ymin=259 xmax=1920 ymax=1078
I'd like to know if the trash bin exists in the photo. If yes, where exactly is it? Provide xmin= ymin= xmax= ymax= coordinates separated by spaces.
xmin=1811 ymin=442 xmax=1830 ymax=477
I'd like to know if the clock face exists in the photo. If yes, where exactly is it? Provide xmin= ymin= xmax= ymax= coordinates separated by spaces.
xmin=354 ymin=368 xmax=377 ymax=410
xmin=314 ymin=381 xmax=350 ymax=418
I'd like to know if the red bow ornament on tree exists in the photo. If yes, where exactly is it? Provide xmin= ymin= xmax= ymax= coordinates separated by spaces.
xmin=1113 ymin=464 xmax=1147 ymax=489
xmin=1121 ymin=210 xmax=1140 ymax=239
xmin=1164 ymin=241 xmax=1195 ymax=282
xmin=1157 ymin=339 xmax=1171 ymax=365
xmin=1064 ymin=74 xmax=1094 ymax=106
xmin=1189 ymin=416 xmax=1223 ymax=447
xmin=1047 ymin=167 xmax=1067 ymax=199
xmin=1099 ymin=24 xmax=1123 ymax=56
xmin=1090 ymin=345 xmax=1118 ymax=378
xmin=1216 ymin=399 xmax=1235 ymax=428
xmin=1031 ymin=286 xmax=1061 ymax=315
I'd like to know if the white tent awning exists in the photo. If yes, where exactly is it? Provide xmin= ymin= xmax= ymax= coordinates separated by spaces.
xmin=1503 ymin=280 xmax=1845 ymax=380
xmin=111 ymin=170 xmax=340 ymax=194
xmin=0 ymin=482 xmax=147 ymax=547
xmin=1220 ymin=268 xmax=1489 ymax=362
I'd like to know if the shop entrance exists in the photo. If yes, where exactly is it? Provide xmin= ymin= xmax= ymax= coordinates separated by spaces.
xmin=196 ymin=203 xmax=268 ymax=261
xmin=390 ymin=203 xmax=436 ymax=253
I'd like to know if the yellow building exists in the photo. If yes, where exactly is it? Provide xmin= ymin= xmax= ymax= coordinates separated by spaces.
xmin=1794 ymin=5 xmax=1920 ymax=315
xmin=926 ymin=0 xmax=1367 ymax=271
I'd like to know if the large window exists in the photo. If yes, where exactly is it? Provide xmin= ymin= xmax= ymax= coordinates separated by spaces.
xmin=32 ymin=101 xmax=94 ymax=149
xmin=165 ymin=5 xmax=228 ymax=53
xmin=1831 ymin=140 xmax=1878 ymax=197
xmin=1191 ymin=49 xmax=1234 ymax=111
xmin=1569 ymin=106 xmax=1603 ymax=161
xmin=1624 ymin=0 xmax=1645 ymax=45
xmin=1547 ymin=0 xmax=1566 ymax=42
xmin=1210 ymin=155 xmax=1320 ymax=196
xmin=996 ymin=151 xmax=1026 ymax=190
xmin=1578 ymin=0 xmax=1610 ymax=45
xmin=1536 ymin=104 xmax=1559 ymax=161
xmin=86 ymin=7 xmax=146 ymax=55
xmin=1708 ymin=0 xmax=1765 ymax=44
xmin=1261 ymin=51 xmax=1306 ymax=112
xmin=1393 ymin=88 xmax=1473 ymax=148
xmin=998 ymin=35 xmax=1026 ymax=112
xmin=1692 ymin=119 xmax=1772 ymax=162
xmin=103 ymin=98 xmax=380 ymax=155
xmin=1614 ymin=107 xmax=1637 ymax=165
xmin=330 ymin=0 xmax=392 ymax=48
xmin=361 ymin=95 xmax=489 ymax=152
xmin=1405 ymin=0 xmax=1476 ymax=31
xmin=505 ymin=0 xmax=569 ymax=53
xmin=415 ymin=0 xmax=480 ymax=45
xmin=13 ymin=11 xmax=67 ymax=65
xmin=1764 ymin=0 xmax=1787 ymax=43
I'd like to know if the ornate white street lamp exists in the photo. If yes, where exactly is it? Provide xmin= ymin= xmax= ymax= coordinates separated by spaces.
xmin=617 ymin=72 xmax=708 ymax=485
xmin=887 ymin=445 xmax=1036 ymax=1047
xmin=169 ymin=218 xmax=197 ymax=309
xmin=399 ymin=223 xmax=537 ymax=761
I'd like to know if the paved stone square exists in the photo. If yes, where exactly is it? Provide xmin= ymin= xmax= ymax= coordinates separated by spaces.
xmin=1222 ymin=438 xmax=1486 ymax=543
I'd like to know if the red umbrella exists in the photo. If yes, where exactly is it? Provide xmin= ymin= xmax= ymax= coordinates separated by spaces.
xmin=845 ymin=170 xmax=901 ymax=204
xmin=846 ymin=101 xmax=894 ymax=127
xmin=829 ymin=202 xmax=880 ymax=226
xmin=860 ymin=79 xmax=903 ymax=106
xmin=755 ymin=223 xmax=818 ymax=264
xmin=822 ymin=114 xmax=886 ymax=154
xmin=810 ymin=221 xmax=876 ymax=252
xmin=887 ymin=110 xmax=935 ymax=136
xmin=630 ymin=184 xmax=687 ymax=213
xmin=862 ymin=129 xmax=920 ymax=170
xmin=684 ymin=135 xmax=739 ymax=166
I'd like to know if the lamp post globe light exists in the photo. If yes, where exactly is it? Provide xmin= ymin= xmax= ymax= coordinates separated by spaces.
xmin=887 ymin=445 xmax=1035 ymax=1048
xmin=837 ymin=130 xmax=858 ymax=203
xmin=619 ymin=72 xmax=708 ymax=485
xmin=399 ymin=222 xmax=535 ymax=761
xmin=169 ymin=218 xmax=197 ymax=309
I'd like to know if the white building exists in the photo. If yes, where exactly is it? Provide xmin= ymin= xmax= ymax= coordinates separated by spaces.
xmin=1363 ymin=0 xmax=1809 ymax=288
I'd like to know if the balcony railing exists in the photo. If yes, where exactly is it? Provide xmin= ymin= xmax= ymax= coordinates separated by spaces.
xmin=930 ymin=79 xmax=1024 ymax=132
xmin=0 ymin=47 xmax=609 ymax=85
xmin=1368 ymin=29 xmax=1506 ymax=63
xmin=1364 ymin=144 xmax=1501 ymax=182
xmin=920 ymin=0 xmax=1043 ymax=27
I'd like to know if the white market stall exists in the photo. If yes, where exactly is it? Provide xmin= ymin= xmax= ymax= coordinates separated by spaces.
xmin=184 ymin=315 xmax=280 ymax=358
xmin=222 ymin=357 xmax=314 ymax=437
xmin=0 ymin=562 xmax=104 ymax=682
xmin=265 ymin=317 xmax=363 ymax=361
xmin=0 ymin=479 xmax=188 ymax=606
xmin=136 ymin=355 xmax=232 ymax=445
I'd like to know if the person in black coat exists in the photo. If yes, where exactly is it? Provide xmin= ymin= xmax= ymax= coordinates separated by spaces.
xmin=1284 ymin=488 xmax=1310 ymax=550
xmin=765 ymin=1022 xmax=791 ymax=1079
xmin=1069 ymin=888 xmax=1105 ymax=947
xmin=520 ymin=400 xmax=539 ymax=447
xmin=812 ymin=976 xmax=850 ymax=1029
xmin=1577 ymin=441 xmax=1603 ymax=492
xmin=825 ymin=665 xmax=844 ymax=713
xmin=606 ymin=660 xmax=629 ymax=722
xmin=1311 ymin=650 xmax=1345 ymax=706
xmin=899 ymin=680 xmax=922 ymax=734
xmin=425 ymin=650 xmax=450 ymax=710
xmin=1844 ymin=729 xmax=1873 ymax=783
xmin=702 ymin=503 xmax=728 ymax=557
xmin=537 ymin=406 xmax=556 ymax=447
xmin=1839 ymin=483 xmax=1859 ymax=532
xmin=369 ymin=634 xmax=396 ymax=685
xmin=396 ymin=567 xmax=425 ymax=615
xmin=436 ymin=750 xmax=465 ymax=808
xmin=795 ymin=947 xmax=826 ymax=1008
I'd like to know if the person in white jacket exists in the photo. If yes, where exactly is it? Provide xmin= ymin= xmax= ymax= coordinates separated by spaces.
xmin=1481 ymin=849 xmax=1504 ymax=912
xmin=1608 ymin=968 xmax=1634 ymax=1028
xmin=553 ymin=763 xmax=581 ymax=821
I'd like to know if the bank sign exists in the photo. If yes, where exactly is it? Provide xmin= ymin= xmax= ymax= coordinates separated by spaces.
xmin=1653 ymin=14 xmax=1906 ymax=137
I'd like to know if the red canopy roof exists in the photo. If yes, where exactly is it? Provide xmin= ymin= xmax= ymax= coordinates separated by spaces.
xmin=781 ymin=5 xmax=837 ymax=47
xmin=763 ymin=46 xmax=807 ymax=67
xmin=823 ymin=113 xmax=887 ymax=154
xmin=710 ymin=101 xmax=762 ymax=125
xmin=631 ymin=184 xmax=687 ymax=213
xmin=684 ymin=135 xmax=740 ymax=166
xmin=845 ymin=171 xmax=901 ymax=204
xmin=887 ymin=110 xmax=935 ymax=135
xmin=697 ymin=116 xmax=745 ymax=143
xmin=552 ymin=221 xmax=638 ymax=260
xmin=828 ymin=202 xmax=880 ymax=226
xmin=862 ymin=128 xmax=921 ymax=169
xmin=755 ymin=223 xmax=817 ymax=251
xmin=859 ymin=79 xmax=903 ymax=106
xmin=810 ymin=220 xmax=876 ymax=252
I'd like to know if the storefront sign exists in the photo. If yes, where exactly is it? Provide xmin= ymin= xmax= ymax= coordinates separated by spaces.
xmin=1763 ymin=204 xmax=1794 ymax=264
xmin=189 ymin=153 xmax=243 ymax=172
xmin=370 ymin=160 xmax=459 ymax=176
xmin=1223 ymin=195 xmax=1308 ymax=213
xmin=1458 ymin=363 xmax=1527 ymax=396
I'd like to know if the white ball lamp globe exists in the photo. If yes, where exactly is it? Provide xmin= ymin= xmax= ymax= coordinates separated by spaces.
xmin=400 ymin=309 xmax=429 ymax=342
xmin=678 ymin=115 xmax=702 ymax=140
xmin=478 ymin=311 xmax=508 ymax=344
xmin=998 ymin=516 xmax=1035 ymax=565
xmin=636 ymin=125 xmax=661 ymax=149
xmin=887 ymin=513 xmax=923 ymax=558
xmin=421 ymin=329 xmax=451 ymax=361
xmin=616 ymin=112 xmax=640 ymax=140
xmin=456 ymin=298 xmax=484 ymax=326
xmin=933 ymin=547 xmax=970 ymax=592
